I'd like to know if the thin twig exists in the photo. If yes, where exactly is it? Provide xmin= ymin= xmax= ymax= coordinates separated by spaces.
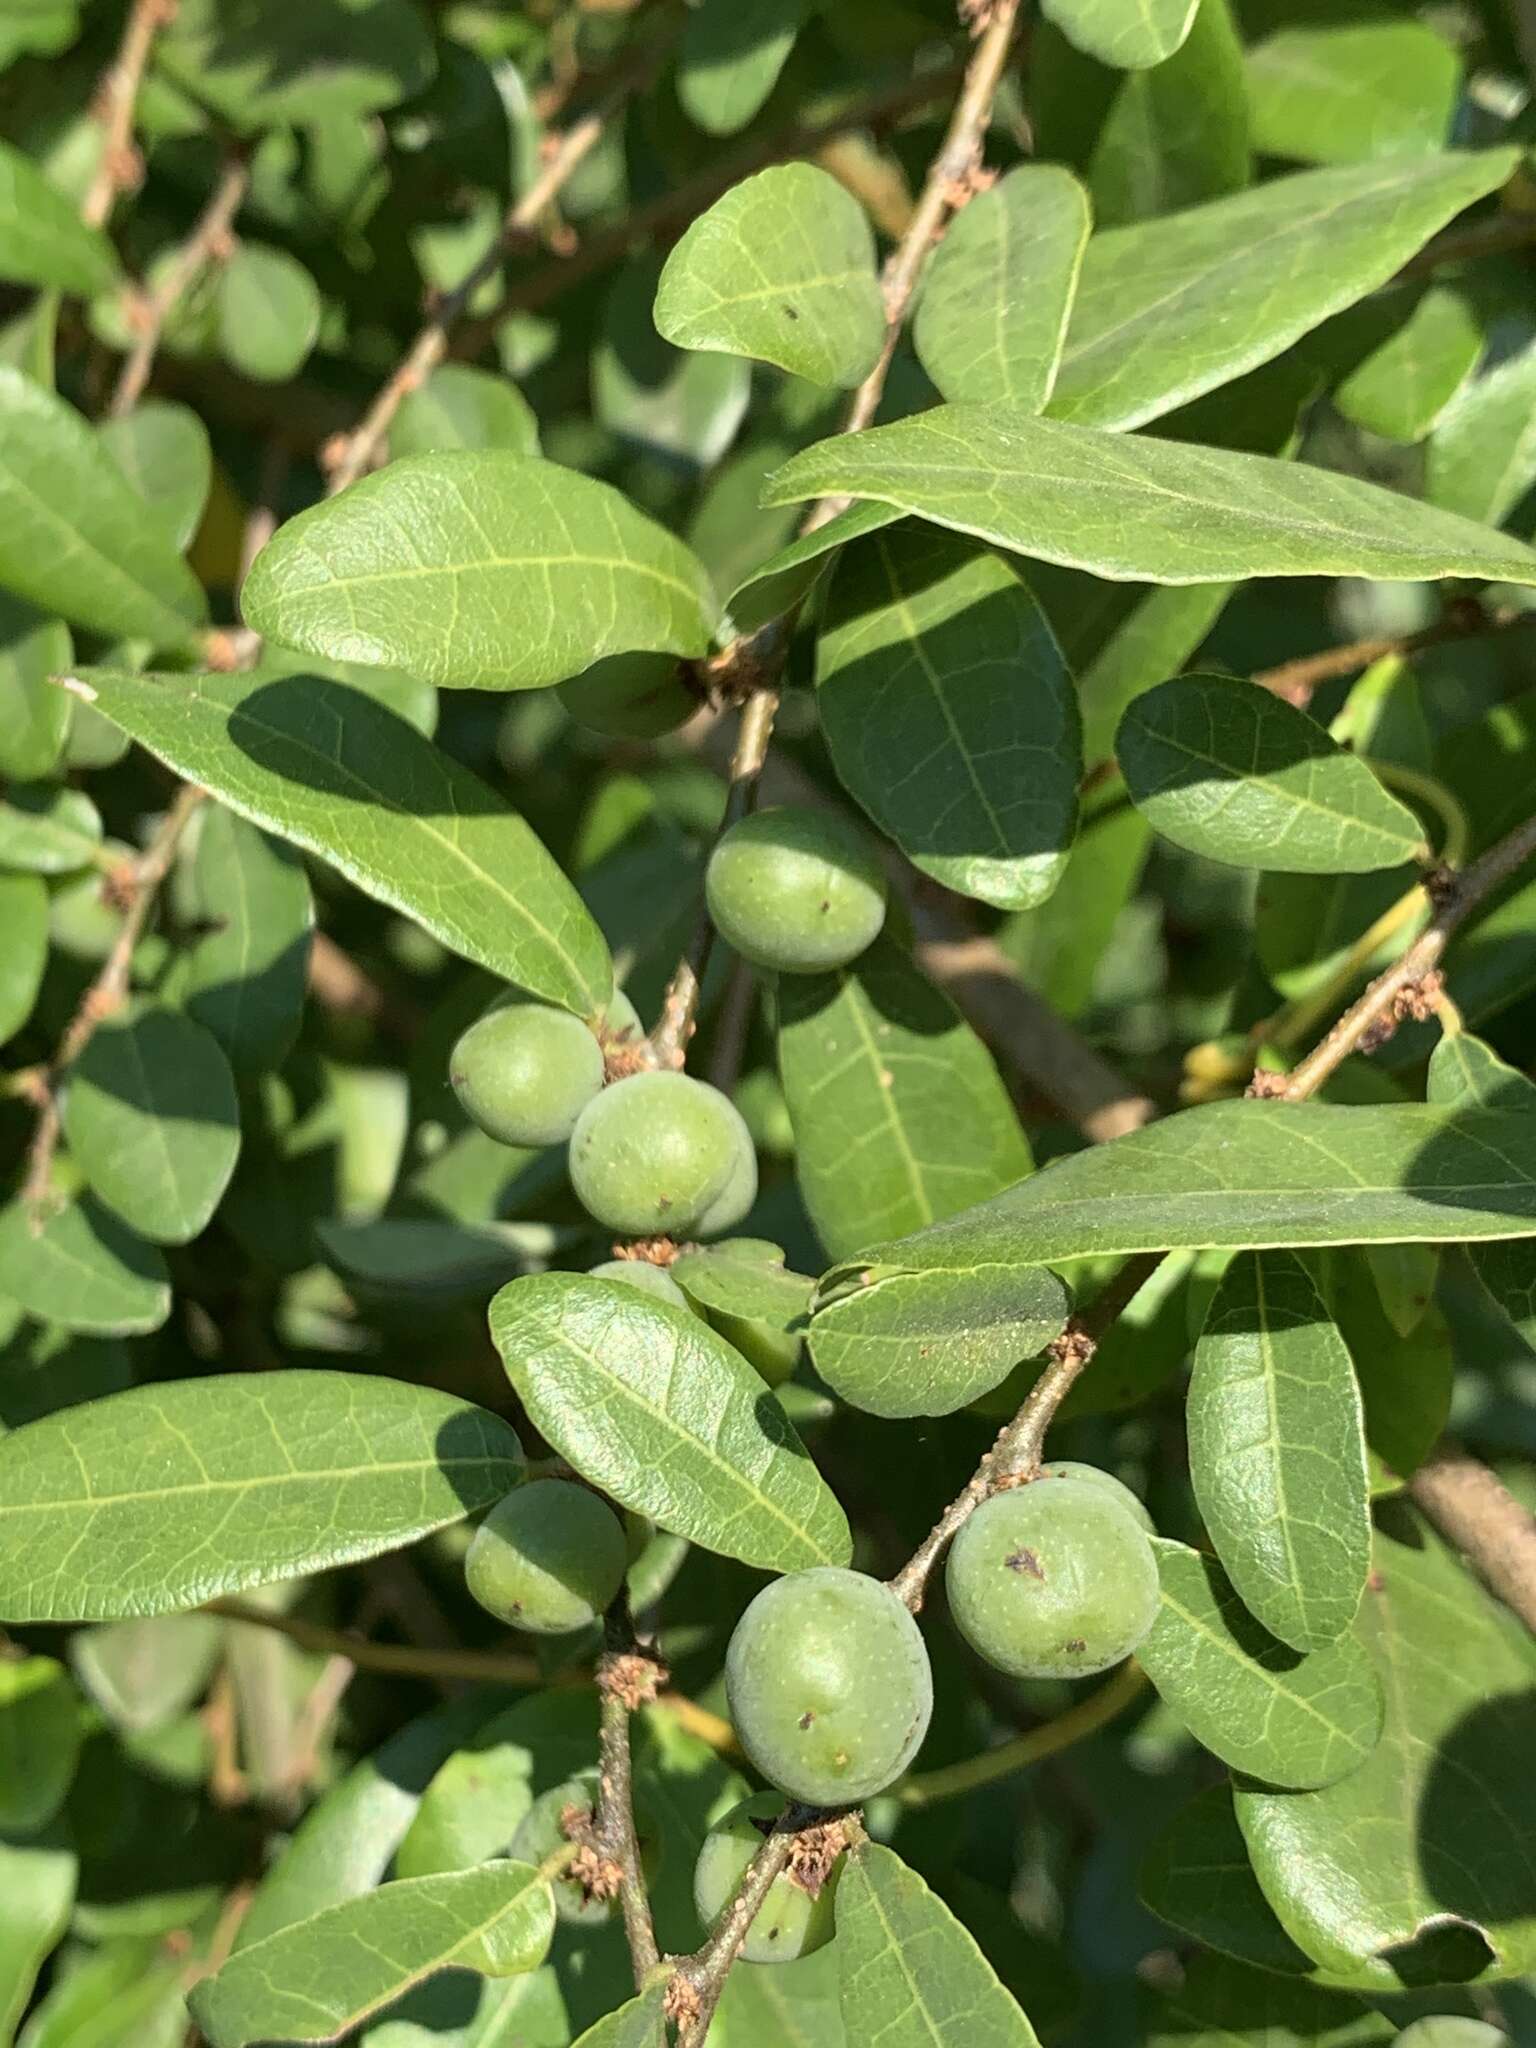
xmin=897 ymin=1661 xmax=1147 ymax=1808
xmin=1407 ymin=1442 xmax=1536 ymax=1637
xmin=22 ymin=779 xmax=205 ymax=1209
xmin=81 ymin=0 xmax=174 ymax=230
xmin=671 ymin=1808 xmax=824 ymax=2044
xmin=594 ymin=1598 xmax=661 ymax=1987
xmin=109 ymin=155 xmax=249 ymax=418
xmin=1279 ymin=809 xmax=1536 ymax=1100
xmin=324 ymin=23 xmax=673 ymax=496
xmin=204 ymin=1594 xmax=544 ymax=1685
xmin=1252 ymin=604 xmax=1536 ymax=710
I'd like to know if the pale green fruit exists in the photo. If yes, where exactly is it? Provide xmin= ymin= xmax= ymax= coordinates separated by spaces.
xmin=465 ymin=1479 xmax=627 ymax=1635
xmin=450 ymin=998 xmax=603 ymax=1148
xmin=705 ymin=806 xmax=886 ymax=974
xmin=568 ymin=1070 xmax=754 ymax=1238
xmin=693 ymin=1792 xmax=843 ymax=1962
xmin=1038 ymin=1461 xmax=1155 ymax=1535
xmin=587 ymin=1257 xmax=692 ymax=1311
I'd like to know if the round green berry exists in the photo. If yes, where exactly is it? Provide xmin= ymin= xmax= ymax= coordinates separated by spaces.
xmin=945 ymin=1479 xmax=1159 ymax=1682
xmin=568 ymin=1070 xmax=755 ymax=1238
xmin=693 ymin=1113 xmax=758 ymax=1238
xmin=587 ymin=1257 xmax=693 ymax=1312
xmin=705 ymin=806 xmax=887 ymax=975
xmin=725 ymin=1567 xmax=932 ymax=1806
xmin=559 ymin=653 xmax=697 ymax=739
xmin=465 ymin=1479 xmax=627 ymax=1635
xmin=450 ymin=998 xmax=603 ymax=1149
xmin=693 ymin=1793 xmax=844 ymax=1963
xmin=1037 ymin=1461 xmax=1155 ymax=1536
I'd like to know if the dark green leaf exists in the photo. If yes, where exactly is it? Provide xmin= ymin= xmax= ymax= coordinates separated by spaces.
xmin=0 ymin=137 xmax=116 ymax=295
xmin=595 ymin=255 xmax=751 ymax=470
xmin=847 ymin=1097 xmax=1536 ymax=1279
xmin=655 ymin=164 xmax=884 ymax=389
xmin=390 ymin=364 xmax=540 ymax=459
xmin=156 ymin=0 xmax=435 ymax=128
xmin=777 ymin=937 xmax=1032 ymax=1260
xmin=1140 ymin=1783 xmax=1319 ymax=1976
xmin=1189 ymin=1251 xmax=1370 ymax=1650
xmin=62 ymin=1004 xmax=241 ymax=1245
xmin=1118 ymin=675 xmax=1425 ymax=872
xmin=727 ymin=499 xmax=900 ymax=636
xmin=98 ymin=400 xmax=212 ymax=555
xmin=808 ymin=1260 xmax=1068 ymax=1419
xmin=191 ymin=1862 xmax=555 ymax=2048
xmin=677 ymin=0 xmax=806 ymax=134
xmin=835 ymin=1842 xmax=1042 ymax=2047
xmin=762 ymin=407 xmax=1536 ymax=588
xmin=0 ymin=1196 xmax=170 ymax=1337
xmin=0 ymin=591 xmax=70 ymax=782
xmin=242 ymin=452 xmax=717 ymax=690
xmin=1042 ymin=0 xmax=1196 ymax=70
xmin=1319 ymin=1250 xmax=1453 ymax=1494
xmin=1245 ymin=24 xmax=1460 ymax=167
xmin=1049 ymin=152 xmax=1514 ymax=430
xmin=182 ymin=806 xmax=314 ymax=1071
xmin=1333 ymin=287 xmax=1481 ymax=445
xmin=0 ymin=782 xmax=100 ymax=872
xmin=0 ymin=367 xmax=205 ymax=646
xmin=216 ymin=243 xmax=321 ymax=382
xmin=1236 ymin=1512 xmax=1536 ymax=1987
xmin=0 ymin=1654 xmax=80 ymax=1832
xmin=1137 ymin=1537 xmax=1383 ymax=1789
xmin=72 ymin=667 xmax=613 ymax=1016
xmin=0 ymin=873 xmax=47 ymax=1045
xmin=571 ymin=1988 xmax=669 ymax=2048
xmin=1143 ymin=1951 xmax=1394 ymax=2048
xmin=489 ymin=1272 xmax=852 ymax=1573
xmin=0 ymin=1371 xmax=523 ymax=1622
xmin=817 ymin=524 xmax=1081 ymax=909
xmin=912 ymin=166 xmax=1089 ymax=409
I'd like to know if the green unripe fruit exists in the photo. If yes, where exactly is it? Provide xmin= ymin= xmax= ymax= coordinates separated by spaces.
xmin=693 ymin=1114 xmax=758 ymax=1238
xmin=509 ymin=1769 xmax=662 ymax=1923
xmin=1393 ymin=2023 xmax=1506 ymax=2048
xmin=725 ymin=1567 xmax=932 ymax=1806
xmin=1038 ymin=1461 xmax=1155 ymax=1535
xmin=693 ymin=1793 xmax=844 ymax=1962
xmin=465 ymin=1478 xmax=627 ymax=1635
xmin=568 ymin=1070 xmax=756 ymax=1238
xmin=587 ymin=1258 xmax=692 ymax=1312
xmin=705 ymin=806 xmax=887 ymax=975
xmin=559 ymin=653 xmax=698 ymax=738
xmin=945 ymin=1479 xmax=1159 ymax=1681
xmin=450 ymin=998 xmax=603 ymax=1149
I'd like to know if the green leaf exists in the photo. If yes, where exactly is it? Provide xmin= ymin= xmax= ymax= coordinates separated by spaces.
xmin=776 ymin=937 xmax=1033 ymax=1261
xmin=241 ymin=451 xmax=717 ymax=691
xmin=655 ymin=163 xmax=884 ymax=390
xmin=0 ymin=591 xmax=70 ymax=782
xmin=850 ymin=1097 xmax=1536 ymax=1280
xmin=489 ymin=1271 xmax=852 ymax=1573
xmin=390 ymin=364 xmax=540 ymax=460
xmin=1236 ymin=1511 xmax=1536 ymax=1987
xmin=1245 ymin=24 xmax=1460 ymax=167
xmin=98 ymin=400 xmax=212 ymax=555
xmin=912 ymin=166 xmax=1089 ymax=410
xmin=216 ymin=242 xmax=322 ymax=382
xmin=1333 ymin=287 xmax=1481 ymax=445
xmin=1188 ymin=1251 xmax=1370 ymax=1651
xmin=571 ymin=1988 xmax=669 ymax=2048
xmin=156 ymin=0 xmax=435 ymax=129
xmin=0 ymin=873 xmax=47 ymax=1046
xmin=1074 ymin=0 xmax=1251 ymax=229
xmin=817 ymin=524 xmax=1081 ymax=910
xmin=1048 ymin=152 xmax=1515 ymax=430
xmin=1137 ymin=1537 xmax=1384 ymax=1789
xmin=808 ymin=1260 xmax=1068 ymax=1420
xmin=1143 ymin=1952 xmax=1394 ymax=2048
xmin=1042 ymin=0 xmax=1197 ymax=70
xmin=596 ymin=254 xmax=752 ymax=471
xmin=0 ymin=367 xmax=206 ymax=646
xmin=71 ymin=1612 xmax=225 ymax=1734
xmin=1140 ymin=1783 xmax=1319 ymax=1977
xmin=0 ymin=1824 xmax=74 ymax=2041
xmin=835 ymin=1842 xmax=1042 ymax=2047
xmin=1118 ymin=676 xmax=1425 ymax=874
xmin=0 ymin=1196 xmax=170 ymax=1337
xmin=72 ymin=667 xmax=613 ymax=1016
xmin=1425 ymin=340 xmax=1536 ymax=529
xmin=0 ymin=1371 xmax=524 ymax=1622
xmin=677 ymin=0 xmax=806 ymax=134
xmin=396 ymin=1693 xmax=600 ymax=1881
xmin=62 ymin=1004 xmax=241 ymax=1246
xmin=182 ymin=806 xmax=314 ymax=1072
xmin=190 ymin=1861 xmax=555 ymax=2048
xmin=0 ymin=137 xmax=116 ymax=295
xmin=727 ymin=498 xmax=900 ymax=636
xmin=762 ymin=406 xmax=1536 ymax=589
xmin=0 ymin=1655 xmax=80 ymax=1833
xmin=670 ymin=1237 xmax=814 ymax=1386
xmin=0 ymin=781 xmax=100 ymax=873
xmin=1319 ymin=1250 xmax=1452 ymax=1495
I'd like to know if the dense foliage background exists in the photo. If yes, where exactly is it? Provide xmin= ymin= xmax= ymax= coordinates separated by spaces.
xmin=2 ymin=0 xmax=1536 ymax=2044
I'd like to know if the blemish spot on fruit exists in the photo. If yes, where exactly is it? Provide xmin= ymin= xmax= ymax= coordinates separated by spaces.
xmin=1006 ymin=1548 xmax=1045 ymax=1580
xmin=1063 ymin=1637 xmax=1087 ymax=1654
xmin=798 ymin=1710 xmax=815 ymax=1730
